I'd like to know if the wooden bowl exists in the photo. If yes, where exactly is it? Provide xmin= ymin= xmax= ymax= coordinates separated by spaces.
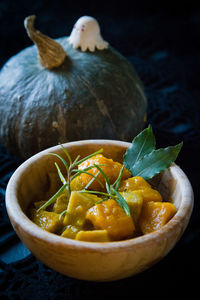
xmin=6 ymin=140 xmax=194 ymax=281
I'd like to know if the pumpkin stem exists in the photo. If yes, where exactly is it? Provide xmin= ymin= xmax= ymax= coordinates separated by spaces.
xmin=24 ymin=15 xmax=66 ymax=69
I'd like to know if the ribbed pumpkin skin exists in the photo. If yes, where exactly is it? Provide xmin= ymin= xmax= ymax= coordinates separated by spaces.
xmin=0 ymin=37 xmax=147 ymax=159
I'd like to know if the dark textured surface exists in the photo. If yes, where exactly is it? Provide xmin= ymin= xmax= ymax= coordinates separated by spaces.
xmin=0 ymin=1 xmax=200 ymax=299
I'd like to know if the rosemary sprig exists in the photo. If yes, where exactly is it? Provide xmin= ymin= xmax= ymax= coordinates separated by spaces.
xmin=59 ymin=208 xmax=68 ymax=221
xmin=93 ymin=164 xmax=111 ymax=194
xmin=80 ymin=189 xmax=130 ymax=216
xmin=55 ymin=162 xmax=67 ymax=185
xmin=39 ymin=146 xmax=130 ymax=216
xmin=74 ymin=148 xmax=103 ymax=165
xmin=111 ymin=188 xmax=130 ymax=216
xmin=37 ymin=183 xmax=68 ymax=212
xmin=71 ymin=164 xmax=105 ymax=180
xmin=72 ymin=154 xmax=81 ymax=165
xmin=84 ymin=170 xmax=101 ymax=190
xmin=112 ymin=165 xmax=125 ymax=191
xmin=38 ymin=148 xmax=104 ymax=212
xmin=71 ymin=168 xmax=104 ymax=188
xmin=59 ymin=143 xmax=72 ymax=165
xmin=48 ymin=152 xmax=69 ymax=171
xmin=79 ymin=190 xmax=112 ymax=198
xmin=79 ymin=165 xmax=130 ymax=216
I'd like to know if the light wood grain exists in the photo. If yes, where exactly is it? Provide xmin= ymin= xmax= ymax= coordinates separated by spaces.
xmin=6 ymin=140 xmax=194 ymax=281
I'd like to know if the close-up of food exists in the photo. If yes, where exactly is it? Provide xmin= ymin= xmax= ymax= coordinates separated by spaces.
xmin=28 ymin=125 xmax=181 ymax=242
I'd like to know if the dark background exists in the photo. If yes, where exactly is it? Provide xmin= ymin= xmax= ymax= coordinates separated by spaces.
xmin=0 ymin=1 xmax=200 ymax=299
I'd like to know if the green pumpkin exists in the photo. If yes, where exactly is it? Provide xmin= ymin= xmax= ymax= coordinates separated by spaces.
xmin=0 ymin=15 xmax=147 ymax=159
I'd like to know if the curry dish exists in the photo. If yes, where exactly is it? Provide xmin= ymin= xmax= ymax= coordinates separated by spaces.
xmin=28 ymin=153 xmax=176 ymax=242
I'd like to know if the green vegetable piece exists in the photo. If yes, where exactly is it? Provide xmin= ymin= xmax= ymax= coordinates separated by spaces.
xmin=124 ymin=124 xmax=156 ymax=171
xmin=131 ymin=142 xmax=183 ymax=180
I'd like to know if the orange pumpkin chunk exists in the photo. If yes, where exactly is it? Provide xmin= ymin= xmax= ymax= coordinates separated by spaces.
xmin=71 ymin=154 xmax=131 ymax=191
xmin=29 ymin=209 xmax=62 ymax=233
xmin=118 ymin=176 xmax=162 ymax=202
xmin=86 ymin=199 xmax=135 ymax=240
xmin=75 ymin=230 xmax=110 ymax=242
xmin=139 ymin=201 xmax=176 ymax=234
xmin=137 ymin=188 xmax=162 ymax=203
xmin=61 ymin=225 xmax=80 ymax=239
xmin=118 ymin=176 xmax=151 ymax=192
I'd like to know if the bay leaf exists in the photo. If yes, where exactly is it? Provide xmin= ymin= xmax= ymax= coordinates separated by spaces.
xmin=131 ymin=142 xmax=183 ymax=180
xmin=124 ymin=124 xmax=156 ymax=171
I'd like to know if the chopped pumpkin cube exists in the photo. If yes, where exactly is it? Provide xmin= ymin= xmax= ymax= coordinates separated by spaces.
xmin=71 ymin=154 xmax=131 ymax=191
xmin=53 ymin=193 xmax=68 ymax=213
xmin=86 ymin=199 xmax=135 ymax=240
xmin=139 ymin=201 xmax=176 ymax=234
xmin=118 ymin=176 xmax=162 ymax=203
xmin=75 ymin=230 xmax=110 ymax=242
xmin=70 ymin=176 xmax=86 ymax=191
xmin=120 ymin=191 xmax=143 ymax=224
xmin=118 ymin=176 xmax=151 ymax=192
xmin=29 ymin=209 xmax=62 ymax=233
xmin=66 ymin=191 xmax=101 ymax=227
xmin=61 ymin=225 xmax=79 ymax=239
xmin=137 ymin=188 xmax=162 ymax=203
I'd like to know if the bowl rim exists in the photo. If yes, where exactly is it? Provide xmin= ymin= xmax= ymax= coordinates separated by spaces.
xmin=6 ymin=139 xmax=194 ymax=252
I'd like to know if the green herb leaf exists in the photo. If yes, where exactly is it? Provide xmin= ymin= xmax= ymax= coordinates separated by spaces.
xmin=79 ymin=190 xmax=111 ymax=198
xmin=55 ymin=162 xmax=67 ymax=185
xmin=112 ymin=165 xmax=125 ymax=191
xmin=80 ymin=188 xmax=130 ymax=216
xmin=124 ymin=124 xmax=156 ymax=171
xmin=96 ymin=198 xmax=108 ymax=204
xmin=71 ymin=169 xmax=104 ymax=188
xmin=37 ymin=183 xmax=68 ymax=212
xmin=48 ymin=153 xmax=69 ymax=171
xmin=93 ymin=164 xmax=111 ymax=194
xmin=75 ymin=148 xmax=103 ymax=166
xmin=71 ymin=164 xmax=105 ymax=175
xmin=59 ymin=209 xmax=68 ymax=221
xmin=59 ymin=144 xmax=72 ymax=165
xmin=112 ymin=189 xmax=131 ymax=216
xmin=72 ymin=154 xmax=81 ymax=166
xmin=84 ymin=170 xmax=101 ymax=190
xmin=131 ymin=142 xmax=183 ymax=180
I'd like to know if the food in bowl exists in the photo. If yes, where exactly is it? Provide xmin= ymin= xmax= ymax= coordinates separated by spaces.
xmin=5 ymin=130 xmax=193 ymax=281
xmin=28 ymin=125 xmax=181 ymax=242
